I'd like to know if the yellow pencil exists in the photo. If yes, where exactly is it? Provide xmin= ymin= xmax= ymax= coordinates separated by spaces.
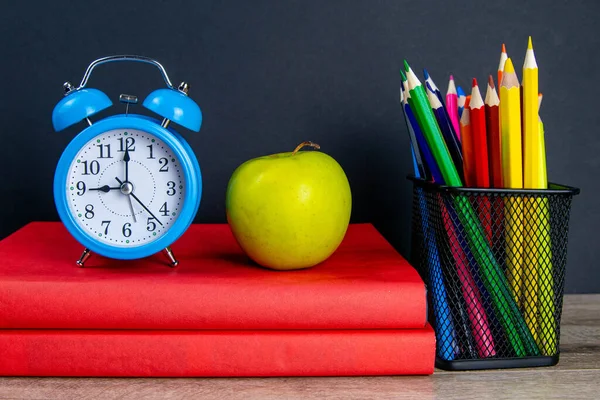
xmin=500 ymin=58 xmax=524 ymax=306
xmin=523 ymin=37 xmax=547 ymax=345
xmin=523 ymin=37 xmax=544 ymax=188
xmin=537 ymin=93 xmax=555 ymax=355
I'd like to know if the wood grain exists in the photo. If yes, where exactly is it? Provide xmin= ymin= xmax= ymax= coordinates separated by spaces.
xmin=1 ymin=294 xmax=599 ymax=400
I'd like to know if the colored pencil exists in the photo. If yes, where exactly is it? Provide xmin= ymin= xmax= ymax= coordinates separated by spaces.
xmin=404 ymin=62 xmax=461 ymax=185
xmin=498 ymin=44 xmax=508 ymax=136
xmin=485 ymin=76 xmax=502 ymax=188
xmin=500 ymin=57 xmax=524 ymax=307
xmin=400 ymin=83 xmax=426 ymax=179
xmin=523 ymin=37 xmax=544 ymax=189
xmin=425 ymin=71 xmax=463 ymax=155
xmin=414 ymin=69 xmax=478 ymax=358
xmin=538 ymin=113 xmax=555 ymax=355
xmin=405 ymin=60 xmax=538 ymax=356
xmin=460 ymin=97 xmax=475 ymax=187
xmin=469 ymin=79 xmax=493 ymax=244
xmin=446 ymin=75 xmax=461 ymax=140
xmin=457 ymin=86 xmax=467 ymax=118
xmin=400 ymin=80 xmax=460 ymax=360
xmin=446 ymin=75 xmax=460 ymax=141
xmin=445 ymin=199 xmax=496 ymax=358
xmin=469 ymin=79 xmax=490 ymax=188
xmin=426 ymin=82 xmax=464 ymax=181
xmin=522 ymin=37 xmax=541 ymax=345
xmin=522 ymin=37 xmax=553 ymax=352
xmin=401 ymin=72 xmax=443 ymax=183
xmin=425 ymin=80 xmax=494 ymax=357
xmin=498 ymin=43 xmax=508 ymax=89
xmin=424 ymin=69 xmax=444 ymax=103
xmin=485 ymin=75 xmax=504 ymax=255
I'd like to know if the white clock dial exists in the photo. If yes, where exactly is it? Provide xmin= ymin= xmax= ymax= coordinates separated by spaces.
xmin=66 ymin=129 xmax=186 ymax=247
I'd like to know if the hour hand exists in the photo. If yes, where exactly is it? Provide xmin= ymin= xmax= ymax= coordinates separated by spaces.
xmin=89 ymin=185 xmax=119 ymax=193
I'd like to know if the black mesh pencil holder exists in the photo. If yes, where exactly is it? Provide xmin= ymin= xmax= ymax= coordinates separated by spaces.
xmin=408 ymin=176 xmax=580 ymax=370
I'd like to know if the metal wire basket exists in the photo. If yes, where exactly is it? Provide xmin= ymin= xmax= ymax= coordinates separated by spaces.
xmin=409 ymin=176 xmax=580 ymax=370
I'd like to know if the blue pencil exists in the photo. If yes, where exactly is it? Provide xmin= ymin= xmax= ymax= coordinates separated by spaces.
xmin=401 ymin=80 xmax=444 ymax=183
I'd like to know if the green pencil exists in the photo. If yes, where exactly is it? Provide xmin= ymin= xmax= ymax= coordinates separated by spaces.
xmin=404 ymin=60 xmax=539 ymax=356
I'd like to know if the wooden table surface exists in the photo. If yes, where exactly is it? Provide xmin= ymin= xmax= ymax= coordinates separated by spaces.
xmin=1 ymin=294 xmax=598 ymax=400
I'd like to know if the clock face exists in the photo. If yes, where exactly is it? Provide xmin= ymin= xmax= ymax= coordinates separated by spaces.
xmin=65 ymin=128 xmax=186 ymax=248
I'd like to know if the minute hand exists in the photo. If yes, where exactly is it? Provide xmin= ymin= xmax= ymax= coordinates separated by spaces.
xmin=115 ymin=177 xmax=163 ymax=226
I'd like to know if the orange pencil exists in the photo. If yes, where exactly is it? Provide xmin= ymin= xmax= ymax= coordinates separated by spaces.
xmin=460 ymin=97 xmax=475 ymax=187
xmin=485 ymin=75 xmax=502 ymax=188
xmin=498 ymin=44 xmax=508 ymax=88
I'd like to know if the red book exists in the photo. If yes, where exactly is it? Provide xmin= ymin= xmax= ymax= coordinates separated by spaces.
xmin=0 ymin=223 xmax=426 ymax=330
xmin=0 ymin=326 xmax=435 ymax=377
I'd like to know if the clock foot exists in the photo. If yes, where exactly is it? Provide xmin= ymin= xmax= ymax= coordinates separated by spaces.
xmin=76 ymin=248 xmax=92 ymax=268
xmin=163 ymin=246 xmax=179 ymax=268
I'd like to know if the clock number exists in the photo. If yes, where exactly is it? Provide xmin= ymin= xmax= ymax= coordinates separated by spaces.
xmin=97 ymin=143 xmax=112 ymax=159
xmin=122 ymin=223 xmax=132 ymax=238
xmin=84 ymin=204 xmax=95 ymax=219
xmin=159 ymin=157 xmax=169 ymax=172
xmin=166 ymin=181 xmax=176 ymax=196
xmin=118 ymin=137 xmax=136 ymax=152
xmin=159 ymin=202 xmax=170 ymax=217
xmin=146 ymin=217 xmax=157 ymax=232
xmin=82 ymin=160 xmax=100 ymax=175
xmin=147 ymin=145 xmax=155 ymax=159
xmin=76 ymin=181 xmax=86 ymax=196
xmin=101 ymin=220 xmax=111 ymax=235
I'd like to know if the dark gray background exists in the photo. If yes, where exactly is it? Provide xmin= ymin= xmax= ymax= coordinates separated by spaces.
xmin=0 ymin=0 xmax=597 ymax=292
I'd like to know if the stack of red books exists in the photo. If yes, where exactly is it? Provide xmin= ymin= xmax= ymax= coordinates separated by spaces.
xmin=0 ymin=223 xmax=434 ymax=377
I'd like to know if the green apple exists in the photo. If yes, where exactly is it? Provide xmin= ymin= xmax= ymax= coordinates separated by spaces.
xmin=226 ymin=142 xmax=352 ymax=270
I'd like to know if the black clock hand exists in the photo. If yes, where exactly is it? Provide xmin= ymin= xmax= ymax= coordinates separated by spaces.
xmin=89 ymin=185 xmax=120 ymax=193
xmin=115 ymin=177 xmax=163 ymax=226
xmin=123 ymin=148 xmax=130 ymax=182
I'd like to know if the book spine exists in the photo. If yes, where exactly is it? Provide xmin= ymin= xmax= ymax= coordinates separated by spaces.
xmin=0 ymin=327 xmax=434 ymax=377
xmin=0 ymin=281 xmax=426 ymax=330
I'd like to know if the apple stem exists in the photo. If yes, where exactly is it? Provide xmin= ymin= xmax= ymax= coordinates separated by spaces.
xmin=292 ymin=141 xmax=320 ymax=156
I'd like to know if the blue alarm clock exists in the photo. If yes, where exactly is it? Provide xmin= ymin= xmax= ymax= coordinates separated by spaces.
xmin=52 ymin=55 xmax=202 ymax=267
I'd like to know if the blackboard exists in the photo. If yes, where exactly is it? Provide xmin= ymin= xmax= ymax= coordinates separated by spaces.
xmin=0 ymin=0 xmax=597 ymax=293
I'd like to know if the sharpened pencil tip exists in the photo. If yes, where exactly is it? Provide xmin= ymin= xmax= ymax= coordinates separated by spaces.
xmin=450 ymin=74 xmax=454 ymax=81
xmin=457 ymin=86 xmax=465 ymax=97
xmin=504 ymin=57 xmax=515 ymax=73
xmin=502 ymin=43 xmax=506 ymax=53
xmin=403 ymin=60 xmax=410 ymax=72
xmin=472 ymin=78 xmax=478 ymax=87
xmin=488 ymin=75 xmax=495 ymax=89
xmin=528 ymin=36 xmax=533 ymax=50
xmin=423 ymin=69 xmax=430 ymax=79
xmin=399 ymin=69 xmax=407 ymax=81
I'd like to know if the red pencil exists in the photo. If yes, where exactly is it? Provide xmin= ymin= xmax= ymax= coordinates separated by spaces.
xmin=469 ymin=79 xmax=490 ymax=188
xmin=470 ymin=78 xmax=492 ymax=243
xmin=485 ymin=75 xmax=502 ymax=188
xmin=485 ymin=75 xmax=504 ymax=244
